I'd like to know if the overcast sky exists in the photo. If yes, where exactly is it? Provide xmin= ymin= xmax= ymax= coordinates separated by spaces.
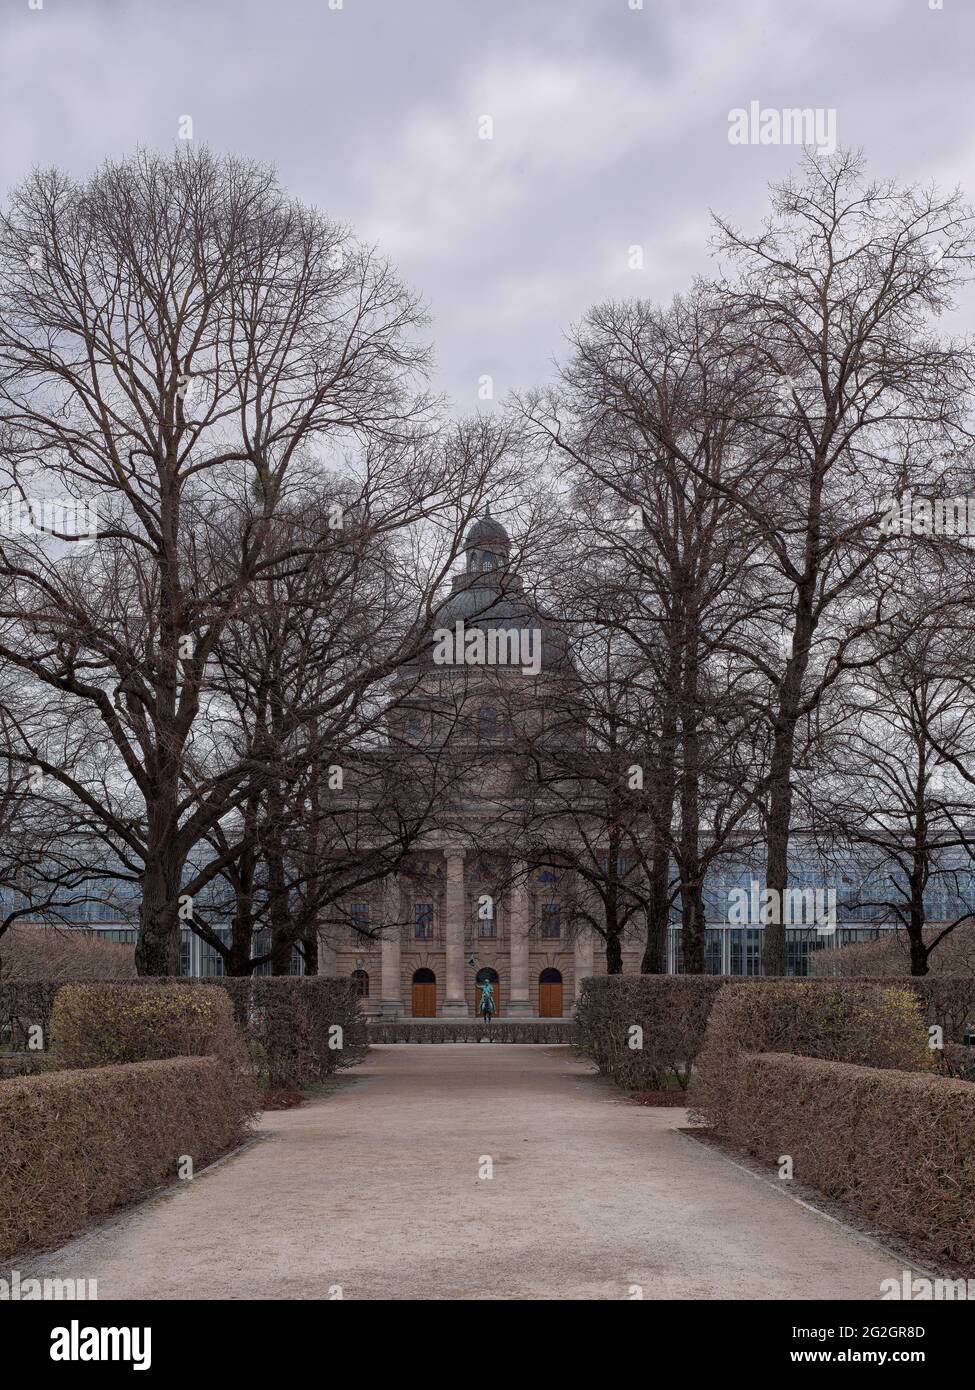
xmin=1 ymin=0 xmax=973 ymax=412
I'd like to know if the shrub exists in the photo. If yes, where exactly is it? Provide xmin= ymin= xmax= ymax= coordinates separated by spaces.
xmin=903 ymin=976 xmax=975 ymax=1044
xmin=3 ymin=975 xmax=367 ymax=1090
xmin=0 ymin=1056 xmax=253 ymax=1258
xmin=811 ymin=922 xmax=975 ymax=978
xmin=0 ymin=980 xmax=62 ymax=1051
xmin=0 ymin=923 xmax=135 ymax=982
xmin=49 ymin=983 xmax=243 ymax=1071
xmin=941 ymin=1041 xmax=975 ymax=1083
xmin=214 ymin=977 xmax=368 ymax=1088
xmin=0 ymin=1051 xmax=55 ymax=1079
xmin=576 ymin=975 xmax=727 ymax=1089
xmin=691 ymin=980 xmax=932 ymax=1129
xmin=367 ymin=1019 xmax=577 ymax=1044
xmin=708 ymin=1052 xmax=975 ymax=1269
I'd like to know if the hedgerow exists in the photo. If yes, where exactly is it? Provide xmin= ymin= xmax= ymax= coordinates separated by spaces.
xmin=702 ymin=1051 xmax=975 ymax=1269
xmin=0 ymin=1056 xmax=253 ymax=1258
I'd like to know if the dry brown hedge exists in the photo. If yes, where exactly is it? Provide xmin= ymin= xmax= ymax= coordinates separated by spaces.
xmin=906 ymin=975 xmax=975 ymax=1044
xmin=575 ymin=973 xmax=969 ymax=1090
xmin=575 ymin=975 xmax=728 ymax=1088
xmin=0 ymin=1056 xmax=253 ymax=1258
xmin=811 ymin=922 xmax=975 ymax=978
xmin=0 ymin=980 xmax=63 ymax=1050
xmin=3 ymin=976 xmax=367 ymax=1090
xmin=691 ymin=979 xmax=931 ymax=1122
xmin=0 ymin=923 xmax=135 ymax=982
xmin=941 ymin=1041 xmax=975 ymax=1082
xmin=703 ymin=1051 xmax=975 ymax=1270
xmin=215 ymin=977 xmax=368 ymax=1088
xmin=367 ymin=1019 xmax=577 ymax=1044
xmin=49 ymin=982 xmax=243 ymax=1070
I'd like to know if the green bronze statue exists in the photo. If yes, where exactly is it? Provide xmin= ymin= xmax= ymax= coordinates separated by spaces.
xmin=478 ymin=979 xmax=496 ymax=1021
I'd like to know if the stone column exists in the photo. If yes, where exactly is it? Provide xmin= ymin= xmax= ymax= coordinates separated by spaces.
xmin=572 ymin=924 xmax=594 ymax=1010
xmin=442 ymin=848 xmax=469 ymax=1015
xmin=378 ymin=875 xmax=403 ymax=1018
xmin=507 ymin=866 xmax=533 ymax=1016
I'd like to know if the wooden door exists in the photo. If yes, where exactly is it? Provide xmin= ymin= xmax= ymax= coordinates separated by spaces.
xmin=538 ymin=972 xmax=563 ymax=1017
xmin=412 ymin=980 xmax=437 ymax=1016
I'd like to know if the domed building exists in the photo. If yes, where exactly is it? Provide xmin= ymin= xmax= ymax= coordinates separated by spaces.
xmin=321 ymin=508 xmax=601 ymax=1019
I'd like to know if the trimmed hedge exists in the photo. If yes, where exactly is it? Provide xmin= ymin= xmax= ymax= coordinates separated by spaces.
xmin=691 ymin=980 xmax=931 ymax=1124
xmin=49 ymin=983 xmax=243 ymax=1070
xmin=703 ymin=1051 xmax=975 ymax=1269
xmin=575 ymin=973 xmax=970 ymax=1090
xmin=216 ymin=978 xmax=368 ymax=1088
xmin=0 ymin=1056 xmax=253 ymax=1258
xmin=368 ymin=1020 xmax=578 ymax=1044
xmin=941 ymin=1041 xmax=975 ymax=1083
xmin=904 ymin=975 xmax=975 ymax=1045
xmin=2 ymin=976 xmax=367 ymax=1091
xmin=0 ymin=980 xmax=61 ymax=1050
xmin=576 ymin=976 xmax=727 ymax=1089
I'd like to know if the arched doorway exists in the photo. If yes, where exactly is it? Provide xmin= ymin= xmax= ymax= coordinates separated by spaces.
xmin=411 ymin=968 xmax=437 ymax=1017
xmin=351 ymin=969 xmax=369 ymax=999
xmin=538 ymin=968 xmax=563 ymax=1017
xmin=473 ymin=966 xmax=501 ymax=1016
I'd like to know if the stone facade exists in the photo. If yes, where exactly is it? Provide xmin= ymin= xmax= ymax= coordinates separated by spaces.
xmin=322 ymin=847 xmax=643 ymax=1019
xmin=319 ymin=508 xmax=634 ymax=1018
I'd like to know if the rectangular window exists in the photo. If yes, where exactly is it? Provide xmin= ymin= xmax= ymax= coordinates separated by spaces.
xmin=541 ymin=903 xmax=561 ymax=939
xmin=350 ymin=902 xmax=370 ymax=928
xmin=415 ymin=903 xmax=433 ymax=939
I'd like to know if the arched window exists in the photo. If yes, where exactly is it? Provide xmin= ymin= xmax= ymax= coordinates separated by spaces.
xmin=351 ymin=968 xmax=369 ymax=998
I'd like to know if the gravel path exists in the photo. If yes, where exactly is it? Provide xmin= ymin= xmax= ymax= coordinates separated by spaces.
xmin=18 ymin=1045 xmax=915 ymax=1300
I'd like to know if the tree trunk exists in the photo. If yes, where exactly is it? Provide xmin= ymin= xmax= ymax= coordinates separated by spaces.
xmin=763 ymin=726 xmax=795 ymax=976
xmin=136 ymin=859 xmax=182 ymax=975
xmin=907 ymin=817 xmax=929 ymax=976
xmin=681 ymin=873 xmax=707 ymax=974
xmin=908 ymin=918 xmax=929 ymax=976
xmin=641 ymin=846 xmax=671 ymax=972
xmin=302 ymin=923 xmax=320 ymax=976
xmin=605 ymin=927 xmax=624 ymax=974
xmin=643 ymin=701 xmax=677 ymax=973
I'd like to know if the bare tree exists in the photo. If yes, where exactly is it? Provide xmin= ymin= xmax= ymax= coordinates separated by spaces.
xmin=0 ymin=147 xmax=438 ymax=973
xmin=520 ymin=290 xmax=769 ymax=971
xmin=708 ymin=149 xmax=975 ymax=971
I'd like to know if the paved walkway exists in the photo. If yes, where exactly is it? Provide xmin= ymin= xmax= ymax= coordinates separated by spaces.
xmin=21 ymin=1046 xmax=915 ymax=1300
